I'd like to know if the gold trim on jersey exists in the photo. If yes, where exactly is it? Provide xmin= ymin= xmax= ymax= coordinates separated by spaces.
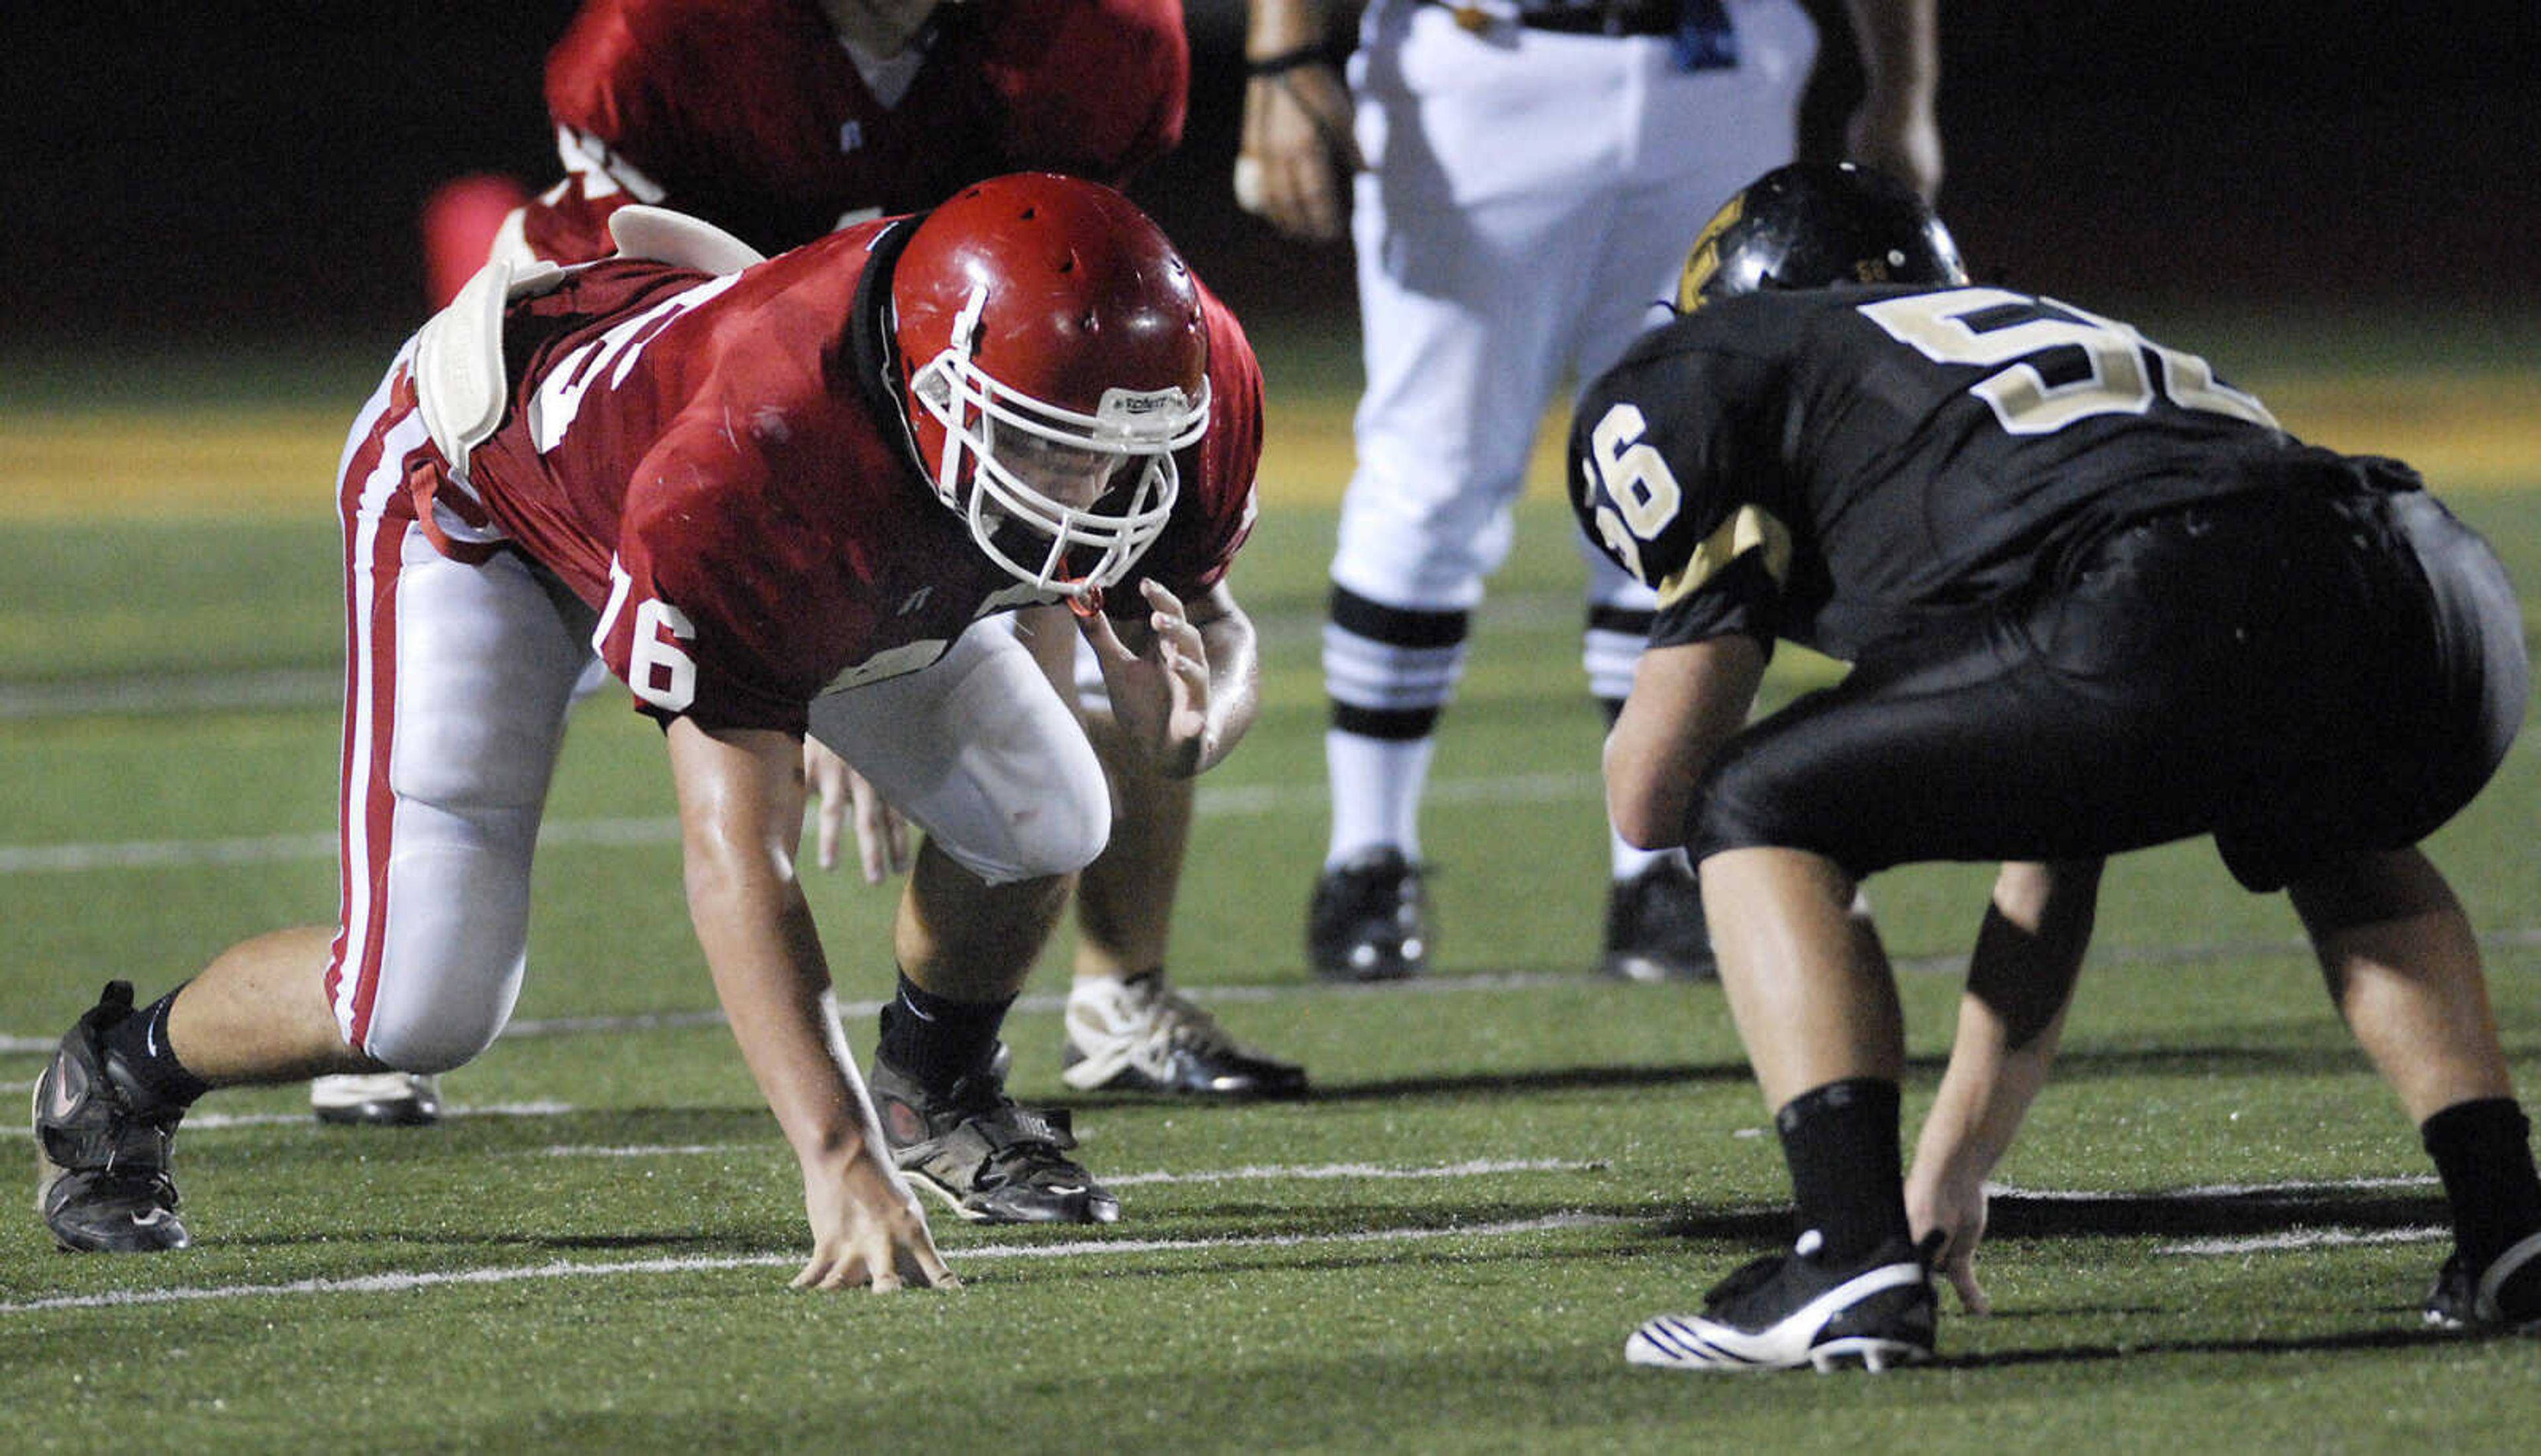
xmin=1656 ymin=504 xmax=1791 ymax=608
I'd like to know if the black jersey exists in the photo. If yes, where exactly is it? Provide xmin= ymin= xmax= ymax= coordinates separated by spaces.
xmin=1571 ymin=284 xmax=2380 ymax=660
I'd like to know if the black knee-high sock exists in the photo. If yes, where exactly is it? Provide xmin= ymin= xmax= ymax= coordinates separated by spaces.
xmin=876 ymin=972 xmax=1012 ymax=1094
xmin=2423 ymin=1097 xmax=2541 ymax=1270
xmin=98 ymin=984 xmax=212 ymax=1110
xmin=1775 ymin=1077 xmax=1910 ymax=1262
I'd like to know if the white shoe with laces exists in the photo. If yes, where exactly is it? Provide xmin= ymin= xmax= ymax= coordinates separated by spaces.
xmin=1061 ymin=974 xmax=1307 ymax=1099
xmin=310 ymin=1072 xmax=443 ymax=1127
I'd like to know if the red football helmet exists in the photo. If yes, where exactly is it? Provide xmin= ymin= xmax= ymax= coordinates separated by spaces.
xmin=891 ymin=173 xmax=1212 ymax=599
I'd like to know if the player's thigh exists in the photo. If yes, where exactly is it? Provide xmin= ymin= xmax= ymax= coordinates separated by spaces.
xmin=1343 ymin=19 xmax=1640 ymax=600
xmin=1693 ymin=616 xmax=2224 ymax=877
xmin=807 ymin=616 xmax=1109 ymax=885
xmin=336 ymin=530 xmax=590 ymax=1067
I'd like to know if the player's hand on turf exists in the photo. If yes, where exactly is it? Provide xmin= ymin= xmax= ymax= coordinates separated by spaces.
xmin=802 ymin=739 xmax=910 ymax=882
xmin=1077 ymin=579 xmax=1212 ymax=778
xmin=1906 ymin=1162 xmax=1992 ymax=1315
xmin=794 ymin=1150 xmax=959 ymax=1293
xmin=1236 ymin=54 xmax=1360 ymax=243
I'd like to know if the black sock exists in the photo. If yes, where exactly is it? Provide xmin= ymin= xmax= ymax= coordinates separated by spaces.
xmin=877 ymin=973 xmax=1012 ymax=1095
xmin=2422 ymin=1097 xmax=2541 ymax=1271
xmin=1775 ymin=1077 xmax=1909 ymax=1263
xmin=98 ymin=985 xmax=212 ymax=1110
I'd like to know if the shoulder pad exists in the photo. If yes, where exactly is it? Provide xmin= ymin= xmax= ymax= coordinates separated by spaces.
xmin=412 ymin=254 xmax=568 ymax=484
xmin=607 ymin=205 xmax=768 ymax=276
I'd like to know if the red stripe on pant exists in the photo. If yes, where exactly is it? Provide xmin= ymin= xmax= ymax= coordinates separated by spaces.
xmin=326 ymin=400 xmax=421 ymax=1053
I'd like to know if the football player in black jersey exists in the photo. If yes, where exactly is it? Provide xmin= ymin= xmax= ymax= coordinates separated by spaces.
xmin=1582 ymin=163 xmax=2539 ymax=1371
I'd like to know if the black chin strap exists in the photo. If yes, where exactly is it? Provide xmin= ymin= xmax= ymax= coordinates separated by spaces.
xmin=846 ymin=214 xmax=931 ymax=482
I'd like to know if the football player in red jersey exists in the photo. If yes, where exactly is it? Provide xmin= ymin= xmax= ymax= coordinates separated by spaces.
xmin=374 ymin=0 xmax=1304 ymax=1131
xmin=33 ymin=175 xmax=1260 ymax=1266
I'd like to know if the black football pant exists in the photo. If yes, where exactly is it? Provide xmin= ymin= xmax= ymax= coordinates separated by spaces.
xmin=1689 ymin=486 xmax=2526 ymax=892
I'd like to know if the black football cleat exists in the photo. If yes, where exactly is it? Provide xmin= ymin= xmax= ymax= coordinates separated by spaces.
xmin=869 ymin=1050 xmax=1120 ymax=1225
xmin=2425 ymin=1231 xmax=2541 ymax=1332
xmin=32 ymin=981 xmax=192 ymax=1252
xmin=1600 ymin=857 xmax=1719 ymax=983
xmin=1306 ymin=847 xmax=1429 ymax=982
xmin=1626 ymin=1230 xmax=1938 ymax=1373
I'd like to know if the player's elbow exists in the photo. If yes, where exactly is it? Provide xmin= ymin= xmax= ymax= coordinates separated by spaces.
xmin=1608 ymin=798 xmax=1683 ymax=853
xmin=1603 ymin=748 xmax=1689 ymax=852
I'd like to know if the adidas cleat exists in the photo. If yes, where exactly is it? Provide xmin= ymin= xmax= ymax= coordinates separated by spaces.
xmin=2425 ymin=1230 xmax=2541 ymax=1332
xmin=1627 ymin=1230 xmax=1936 ymax=1373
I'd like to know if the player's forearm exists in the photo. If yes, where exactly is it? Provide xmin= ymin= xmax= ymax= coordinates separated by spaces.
xmin=1844 ymin=0 xmax=1939 ymax=97
xmin=668 ymin=719 xmax=876 ymax=1165
xmin=686 ymin=865 xmax=877 ymax=1166
xmin=1915 ymin=860 xmax=2101 ymax=1186
xmin=1603 ymin=635 xmax=1767 ymax=849
xmin=1914 ymin=988 xmax=2065 ymax=1191
xmin=1246 ymin=0 xmax=1332 ymax=58
xmin=1188 ymin=605 xmax=1261 ymax=776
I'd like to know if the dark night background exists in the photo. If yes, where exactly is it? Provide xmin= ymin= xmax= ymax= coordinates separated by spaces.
xmin=5 ymin=1 xmax=2536 ymax=355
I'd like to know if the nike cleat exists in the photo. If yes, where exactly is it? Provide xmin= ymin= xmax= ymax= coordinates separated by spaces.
xmin=32 ymin=981 xmax=191 ymax=1252
xmin=869 ymin=1050 xmax=1120 ymax=1224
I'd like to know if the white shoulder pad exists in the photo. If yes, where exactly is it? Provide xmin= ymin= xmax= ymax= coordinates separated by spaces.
xmin=412 ymin=254 xmax=568 ymax=483
xmin=607 ymin=205 xmax=768 ymax=275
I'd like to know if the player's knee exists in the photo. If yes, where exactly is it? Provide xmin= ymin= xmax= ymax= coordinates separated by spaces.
xmin=349 ymin=849 xmax=533 ymax=1072
xmin=936 ymin=770 xmax=1112 ymax=886
xmin=389 ymin=711 xmax=557 ymax=809
xmin=358 ymin=972 xmax=516 ymax=1074
xmin=1685 ymin=751 xmax=1804 ymax=865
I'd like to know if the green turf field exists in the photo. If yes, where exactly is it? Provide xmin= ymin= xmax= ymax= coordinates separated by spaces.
xmin=3 ymin=331 xmax=2541 ymax=1452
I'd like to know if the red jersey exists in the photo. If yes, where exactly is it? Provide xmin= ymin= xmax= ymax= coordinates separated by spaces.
xmin=427 ymin=221 xmax=1259 ymax=736
xmin=522 ymin=0 xmax=1188 ymax=263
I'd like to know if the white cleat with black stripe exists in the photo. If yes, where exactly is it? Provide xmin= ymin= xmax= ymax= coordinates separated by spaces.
xmin=1627 ymin=1230 xmax=1938 ymax=1373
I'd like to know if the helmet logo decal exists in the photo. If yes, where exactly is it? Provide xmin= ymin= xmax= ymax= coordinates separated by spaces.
xmin=1675 ymin=194 xmax=1744 ymax=313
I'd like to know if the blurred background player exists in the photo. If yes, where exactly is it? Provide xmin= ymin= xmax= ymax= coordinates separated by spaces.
xmin=1234 ymin=0 xmax=1939 ymax=985
xmin=340 ymin=0 xmax=1304 ymax=1131
xmin=1581 ymin=163 xmax=2538 ymax=1369
xmin=36 ymin=173 xmax=1251 ymax=1260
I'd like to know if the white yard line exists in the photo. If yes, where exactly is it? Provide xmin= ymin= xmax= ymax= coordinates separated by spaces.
xmin=1994 ymin=1175 xmax=2439 ymax=1200
xmin=518 ymin=1149 xmax=1597 ymax=1187
xmin=0 ymin=1212 xmax=1627 ymax=1315
xmin=2157 ymin=1226 xmax=2448 ymax=1256
xmin=0 ymin=773 xmax=1596 ymax=877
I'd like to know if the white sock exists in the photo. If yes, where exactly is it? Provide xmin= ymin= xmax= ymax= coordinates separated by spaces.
xmin=1325 ymin=730 xmax=1433 ymax=866
xmin=1611 ymin=832 xmax=1676 ymax=881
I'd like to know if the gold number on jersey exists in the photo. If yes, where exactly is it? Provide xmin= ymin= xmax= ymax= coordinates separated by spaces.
xmin=1858 ymin=288 xmax=2278 ymax=436
xmin=1583 ymin=402 xmax=1686 ymax=585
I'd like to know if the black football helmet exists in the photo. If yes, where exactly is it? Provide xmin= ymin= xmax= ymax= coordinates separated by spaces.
xmin=1675 ymin=161 xmax=1967 ymax=312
